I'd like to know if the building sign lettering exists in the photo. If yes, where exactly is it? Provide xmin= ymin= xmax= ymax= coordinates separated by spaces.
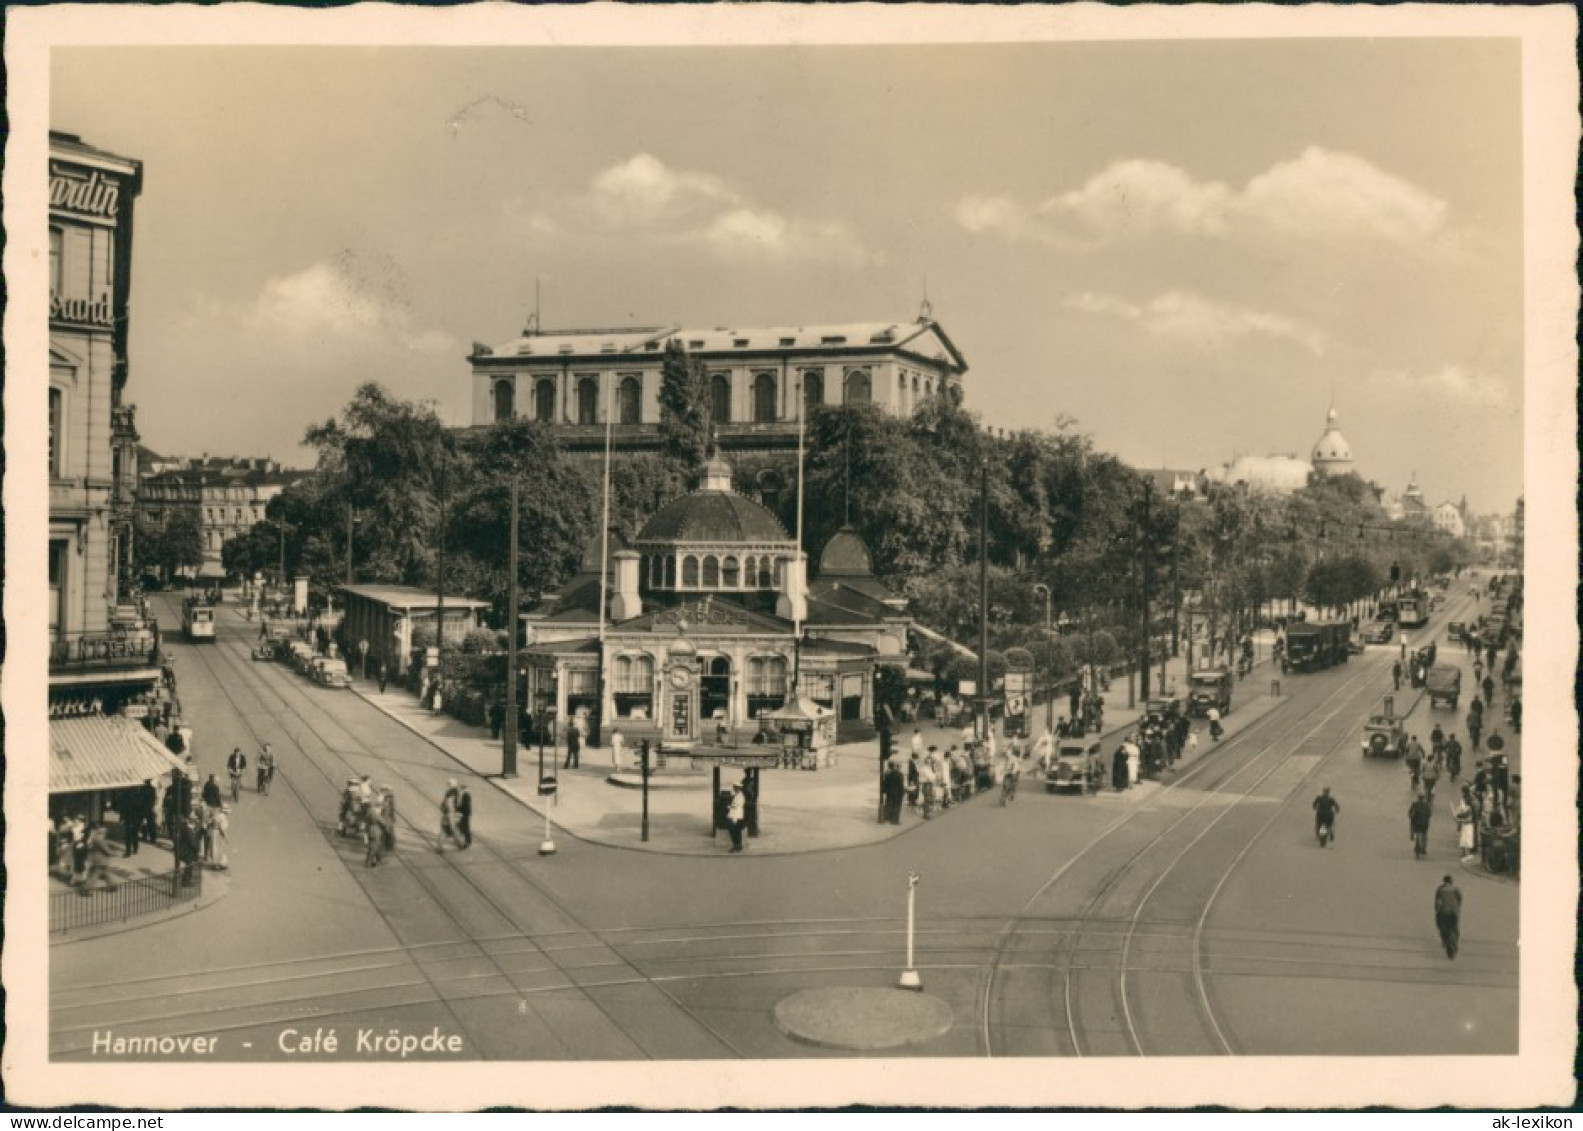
xmin=50 ymin=292 xmax=115 ymax=328
xmin=50 ymin=166 xmax=121 ymax=220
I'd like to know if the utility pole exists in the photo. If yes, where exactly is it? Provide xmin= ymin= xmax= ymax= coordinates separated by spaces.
xmin=978 ymin=456 xmax=990 ymax=744
xmin=1138 ymin=478 xmax=1154 ymax=702
xmin=503 ymin=477 xmax=519 ymax=778
xmin=345 ymin=500 xmax=354 ymax=585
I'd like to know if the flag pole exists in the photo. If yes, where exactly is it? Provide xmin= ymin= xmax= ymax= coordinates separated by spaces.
xmin=596 ymin=372 xmax=613 ymax=746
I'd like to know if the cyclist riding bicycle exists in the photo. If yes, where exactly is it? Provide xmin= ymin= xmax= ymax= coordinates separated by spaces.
xmin=256 ymin=743 xmax=276 ymax=795
xmin=226 ymin=746 xmax=247 ymax=801
xmin=1312 ymin=787 xmax=1340 ymax=845
xmin=999 ymin=749 xmax=1022 ymax=805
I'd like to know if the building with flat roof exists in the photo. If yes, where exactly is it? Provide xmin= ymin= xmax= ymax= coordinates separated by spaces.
xmin=467 ymin=314 xmax=967 ymax=455
xmin=137 ymin=455 xmax=306 ymax=577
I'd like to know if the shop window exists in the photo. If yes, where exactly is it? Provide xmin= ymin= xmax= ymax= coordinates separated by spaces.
xmin=576 ymin=377 xmax=599 ymax=425
xmin=618 ymin=376 xmax=641 ymax=424
xmin=752 ymin=372 xmax=777 ymax=423
xmin=710 ymin=373 xmax=732 ymax=424
xmin=493 ymin=379 xmax=514 ymax=422
xmin=534 ymin=378 xmax=556 ymax=423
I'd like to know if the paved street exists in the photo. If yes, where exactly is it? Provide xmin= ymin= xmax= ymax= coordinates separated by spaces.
xmin=51 ymin=579 xmax=1516 ymax=1060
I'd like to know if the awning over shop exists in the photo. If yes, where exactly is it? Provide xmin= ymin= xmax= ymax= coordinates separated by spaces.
xmin=50 ymin=715 xmax=188 ymax=794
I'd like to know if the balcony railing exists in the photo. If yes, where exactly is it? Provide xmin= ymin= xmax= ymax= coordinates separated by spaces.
xmin=51 ymin=865 xmax=202 ymax=935
xmin=50 ymin=630 xmax=160 ymax=672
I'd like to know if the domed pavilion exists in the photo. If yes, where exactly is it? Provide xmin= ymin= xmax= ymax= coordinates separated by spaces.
xmin=523 ymin=455 xmax=910 ymax=745
xmin=1310 ymin=407 xmax=1355 ymax=477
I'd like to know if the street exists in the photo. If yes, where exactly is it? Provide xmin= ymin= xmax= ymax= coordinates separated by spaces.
xmin=50 ymin=579 xmax=1517 ymax=1060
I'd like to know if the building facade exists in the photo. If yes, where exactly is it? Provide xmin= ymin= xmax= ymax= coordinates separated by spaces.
xmin=49 ymin=131 xmax=144 ymax=639
xmin=468 ymin=317 xmax=967 ymax=454
xmin=137 ymin=455 xmax=305 ymax=576
xmin=522 ymin=456 xmax=910 ymax=744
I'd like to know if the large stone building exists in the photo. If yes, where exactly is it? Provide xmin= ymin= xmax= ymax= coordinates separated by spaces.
xmin=522 ymin=455 xmax=910 ymax=743
xmin=1207 ymin=406 xmax=1358 ymax=495
xmin=49 ymin=130 xmax=144 ymax=643
xmin=467 ymin=315 xmax=967 ymax=454
xmin=48 ymin=131 xmax=178 ymax=817
xmin=137 ymin=455 xmax=305 ymax=577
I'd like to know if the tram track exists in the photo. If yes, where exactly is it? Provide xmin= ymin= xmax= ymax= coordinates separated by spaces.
xmin=186 ymin=616 xmax=748 ymax=1058
xmin=979 ymin=588 xmax=1482 ymax=1059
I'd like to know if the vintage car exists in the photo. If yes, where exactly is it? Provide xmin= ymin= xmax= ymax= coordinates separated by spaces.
xmin=252 ymin=625 xmax=294 ymax=661
xmin=1425 ymin=664 xmax=1462 ymax=709
xmin=1143 ymin=696 xmax=1183 ymax=730
xmin=1362 ymin=620 xmax=1395 ymax=644
xmin=311 ymin=656 xmax=353 ymax=689
xmin=288 ymin=641 xmax=318 ymax=674
xmin=1447 ymin=620 xmax=1467 ymax=642
xmin=1360 ymin=713 xmax=1407 ymax=758
xmin=1185 ymin=670 xmax=1233 ymax=717
xmin=1044 ymin=740 xmax=1104 ymax=793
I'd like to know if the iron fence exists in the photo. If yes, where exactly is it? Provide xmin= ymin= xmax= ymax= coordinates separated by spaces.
xmin=50 ymin=865 xmax=202 ymax=935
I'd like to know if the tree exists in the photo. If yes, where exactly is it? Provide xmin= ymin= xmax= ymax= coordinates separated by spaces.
xmin=156 ymin=509 xmax=204 ymax=578
xmin=222 ymin=521 xmax=281 ymax=579
xmin=303 ymin=383 xmax=453 ymax=588
xmin=657 ymin=340 xmax=710 ymax=468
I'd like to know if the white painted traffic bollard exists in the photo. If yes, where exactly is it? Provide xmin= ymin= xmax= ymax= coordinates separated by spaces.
xmin=898 ymin=871 xmax=922 ymax=990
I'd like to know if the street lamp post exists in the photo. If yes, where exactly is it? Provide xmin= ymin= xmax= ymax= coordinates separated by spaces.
xmin=1033 ymin=583 xmax=1053 ymax=732
xmin=503 ymin=477 xmax=519 ymax=778
xmin=977 ymin=456 xmax=989 ymax=745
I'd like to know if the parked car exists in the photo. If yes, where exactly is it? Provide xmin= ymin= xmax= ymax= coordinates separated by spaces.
xmin=1044 ymin=740 xmax=1104 ymax=793
xmin=1186 ymin=670 xmax=1233 ymax=717
xmin=1425 ymin=664 xmax=1462 ymax=709
xmin=1363 ymin=620 xmax=1395 ymax=644
xmin=288 ymin=641 xmax=317 ymax=674
xmin=311 ymin=656 xmax=353 ymax=688
xmin=1447 ymin=620 xmax=1467 ymax=642
xmin=1360 ymin=713 xmax=1406 ymax=758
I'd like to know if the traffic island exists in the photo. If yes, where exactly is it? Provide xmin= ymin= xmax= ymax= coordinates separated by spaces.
xmin=773 ymin=986 xmax=953 ymax=1051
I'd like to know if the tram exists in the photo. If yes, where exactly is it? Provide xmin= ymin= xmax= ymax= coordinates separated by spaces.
xmin=182 ymin=596 xmax=217 ymax=641
xmin=1396 ymin=590 xmax=1430 ymax=629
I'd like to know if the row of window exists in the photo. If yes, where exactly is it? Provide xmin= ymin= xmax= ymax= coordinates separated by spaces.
xmin=646 ymin=553 xmax=783 ymax=591
xmin=493 ymin=367 xmax=905 ymax=425
xmin=611 ymin=653 xmax=790 ymax=695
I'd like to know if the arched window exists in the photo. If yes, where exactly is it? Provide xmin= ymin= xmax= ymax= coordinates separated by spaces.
xmin=802 ymin=370 xmax=824 ymax=415
xmin=759 ymin=558 xmax=774 ymax=588
xmin=48 ymin=386 xmax=64 ymax=477
xmin=618 ymin=376 xmax=641 ymax=424
xmin=773 ymin=558 xmax=784 ymax=587
xmin=493 ymin=379 xmax=515 ymax=422
xmin=576 ymin=377 xmax=599 ymax=425
xmin=752 ymin=372 xmax=777 ymax=423
xmin=49 ymin=227 xmax=63 ymax=295
xmin=898 ymin=373 xmax=908 ymax=414
xmin=534 ymin=379 xmax=556 ymax=422
xmin=702 ymin=555 xmax=720 ymax=588
xmin=843 ymin=369 xmax=871 ymax=405
xmin=710 ymin=373 xmax=732 ymax=424
xmin=664 ymin=556 xmax=677 ymax=589
xmin=743 ymin=555 xmax=757 ymax=588
xmin=722 ymin=556 xmax=740 ymax=588
xmin=681 ymin=555 xmax=699 ymax=588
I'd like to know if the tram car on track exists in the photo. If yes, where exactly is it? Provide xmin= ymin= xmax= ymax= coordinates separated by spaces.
xmin=1396 ymin=589 xmax=1430 ymax=629
xmin=181 ymin=597 xmax=216 ymax=641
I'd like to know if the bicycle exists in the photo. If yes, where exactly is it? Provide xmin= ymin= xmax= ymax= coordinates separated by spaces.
xmin=1001 ymin=770 xmax=1019 ymax=806
xmin=229 ymin=771 xmax=243 ymax=805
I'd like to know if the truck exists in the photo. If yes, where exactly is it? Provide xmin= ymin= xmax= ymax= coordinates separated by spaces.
xmin=1284 ymin=621 xmax=1351 ymax=672
xmin=1425 ymin=664 xmax=1462 ymax=709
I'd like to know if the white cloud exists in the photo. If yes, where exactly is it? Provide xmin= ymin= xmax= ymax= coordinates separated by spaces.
xmin=1065 ymin=289 xmax=1328 ymax=355
xmin=963 ymin=147 xmax=1447 ymax=247
xmin=251 ymin=253 xmax=457 ymax=355
xmin=535 ymin=153 xmax=870 ymax=264
xmin=1378 ymin=364 xmax=1512 ymax=407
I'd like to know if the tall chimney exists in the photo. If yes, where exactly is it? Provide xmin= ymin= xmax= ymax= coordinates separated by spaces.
xmin=611 ymin=550 xmax=642 ymax=621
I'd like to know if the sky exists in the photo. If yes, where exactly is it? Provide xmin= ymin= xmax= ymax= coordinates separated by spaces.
xmin=51 ymin=37 xmax=1526 ymax=514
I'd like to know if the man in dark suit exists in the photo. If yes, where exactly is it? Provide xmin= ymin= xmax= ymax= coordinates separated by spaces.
xmin=455 ymin=784 xmax=473 ymax=849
